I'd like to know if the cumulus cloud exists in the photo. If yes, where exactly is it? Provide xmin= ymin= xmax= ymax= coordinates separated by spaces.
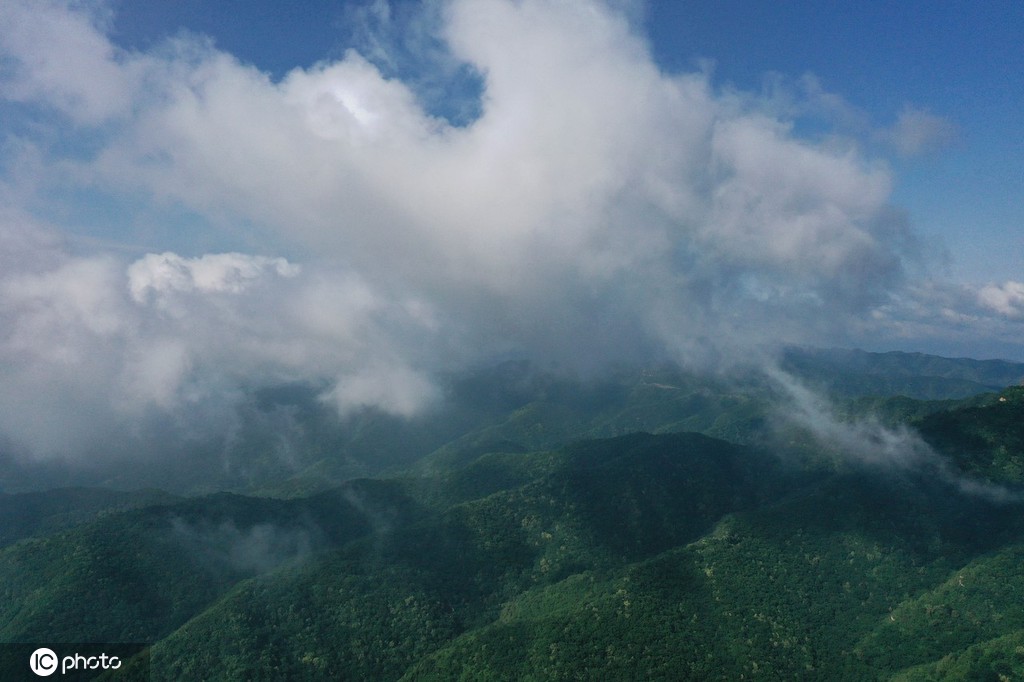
xmin=127 ymin=252 xmax=300 ymax=304
xmin=0 ymin=0 xmax=1015 ymax=466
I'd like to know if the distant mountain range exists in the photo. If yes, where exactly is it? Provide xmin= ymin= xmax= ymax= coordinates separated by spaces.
xmin=781 ymin=346 xmax=1024 ymax=399
xmin=5 ymin=347 xmax=1022 ymax=497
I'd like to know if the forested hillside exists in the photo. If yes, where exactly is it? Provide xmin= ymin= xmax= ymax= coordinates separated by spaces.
xmin=2 ymin=351 xmax=1024 ymax=679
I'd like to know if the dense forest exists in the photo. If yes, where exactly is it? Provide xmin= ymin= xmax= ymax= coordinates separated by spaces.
xmin=2 ymin=349 xmax=1024 ymax=680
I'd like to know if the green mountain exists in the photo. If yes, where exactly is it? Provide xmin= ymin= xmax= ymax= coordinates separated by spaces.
xmin=2 ymin=431 xmax=1022 ymax=678
xmin=3 ymin=350 xmax=1024 ymax=679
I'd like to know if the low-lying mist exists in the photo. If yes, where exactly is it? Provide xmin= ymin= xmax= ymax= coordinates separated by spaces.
xmin=763 ymin=365 xmax=1023 ymax=503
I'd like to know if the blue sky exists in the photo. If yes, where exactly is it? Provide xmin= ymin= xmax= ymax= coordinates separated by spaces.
xmin=1 ymin=0 xmax=1023 ymax=460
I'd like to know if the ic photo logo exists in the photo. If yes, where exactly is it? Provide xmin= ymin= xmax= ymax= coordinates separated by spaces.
xmin=29 ymin=647 xmax=122 ymax=677
xmin=29 ymin=648 xmax=57 ymax=676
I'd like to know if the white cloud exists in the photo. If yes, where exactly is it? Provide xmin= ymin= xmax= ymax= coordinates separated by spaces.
xmin=858 ymin=279 xmax=1024 ymax=360
xmin=324 ymin=362 xmax=439 ymax=418
xmin=978 ymin=281 xmax=1024 ymax=318
xmin=1 ymin=255 xmax=125 ymax=359
xmin=0 ymin=0 xmax=135 ymax=125
xmin=0 ymin=0 xmax=1017 ymax=464
xmin=0 ymin=216 xmax=439 ymax=458
xmin=127 ymin=252 xmax=300 ymax=304
xmin=119 ymin=337 xmax=190 ymax=409
xmin=0 ymin=220 xmax=132 ymax=455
